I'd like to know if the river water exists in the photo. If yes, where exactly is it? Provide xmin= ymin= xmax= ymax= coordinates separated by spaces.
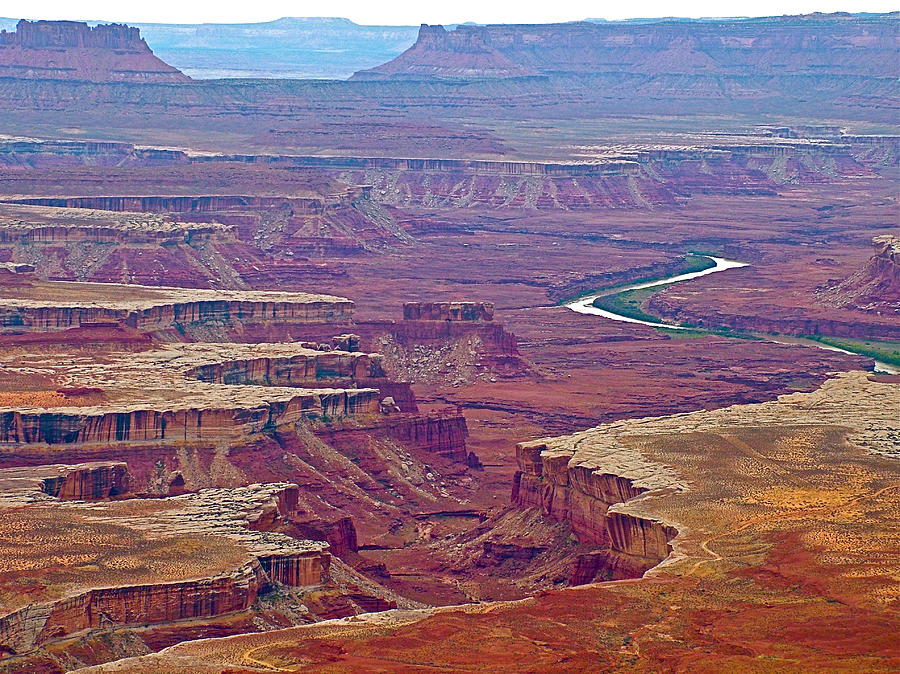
xmin=564 ymin=255 xmax=898 ymax=374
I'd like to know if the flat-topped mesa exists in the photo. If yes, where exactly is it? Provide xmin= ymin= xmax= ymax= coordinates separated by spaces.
xmin=1 ymin=20 xmax=144 ymax=50
xmin=354 ymin=24 xmax=539 ymax=80
xmin=0 ymin=281 xmax=353 ymax=332
xmin=0 ymin=20 xmax=189 ymax=83
xmin=355 ymin=14 xmax=898 ymax=80
xmin=403 ymin=301 xmax=494 ymax=322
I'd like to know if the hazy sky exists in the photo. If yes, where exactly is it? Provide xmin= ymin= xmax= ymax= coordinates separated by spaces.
xmin=3 ymin=0 xmax=895 ymax=25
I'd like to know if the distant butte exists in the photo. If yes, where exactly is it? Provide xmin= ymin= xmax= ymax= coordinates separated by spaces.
xmin=0 ymin=20 xmax=190 ymax=83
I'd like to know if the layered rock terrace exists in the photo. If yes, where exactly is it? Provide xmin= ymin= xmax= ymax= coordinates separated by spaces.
xmin=0 ymin=341 xmax=383 ymax=445
xmin=0 ymin=479 xmax=329 ymax=655
xmin=0 ymin=278 xmax=352 ymax=332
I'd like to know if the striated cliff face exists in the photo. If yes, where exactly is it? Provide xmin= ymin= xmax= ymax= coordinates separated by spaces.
xmin=40 ymin=461 xmax=129 ymax=500
xmin=512 ymin=439 xmax=679 ymax=580
xmin=0 ymin=20 xmax=190 ymax=83
xmin=187 ymin=350 xmax=386 ymax=386
xmin=0 ymin=281 xmax=354 ymax=333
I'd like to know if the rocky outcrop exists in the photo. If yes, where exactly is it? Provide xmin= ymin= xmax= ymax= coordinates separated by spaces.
xmin=0 ymin=20 xmax=190 ymax=83
xmin=512 ymin=439 xmax=678 ymax=578
xmin=403 ymin=301 xmax=494 ymax=322
xmin=40 ymin=461 xmax=129 ymax=500
xmin=818 ymin=235 xmax=900 ymax=313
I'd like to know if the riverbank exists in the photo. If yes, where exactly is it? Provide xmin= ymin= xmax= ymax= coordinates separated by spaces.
xmin=566 ymin=254 xmax=898 ymax=374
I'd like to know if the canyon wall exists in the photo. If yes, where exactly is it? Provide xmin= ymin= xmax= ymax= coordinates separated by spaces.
xmin=40 ymin=461 xmax=129 ymax=500
xmin=512 ymin=440 xmax=678 ymax=580
xmin=0 ymin=389 xmax=379 ymax=445
xmin=1 ymin=297 xmax=354 ymax=332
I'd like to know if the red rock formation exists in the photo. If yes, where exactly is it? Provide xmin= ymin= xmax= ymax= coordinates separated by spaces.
xmin=0 ymin=389 xmax=379 ymax=445
xmin=0 ymin=20 xmax=189 ymax=83
xmin=512 ymin=440 xmax=677 ymax=580
xmin=819 ymin=235 xmax=900 ymax=313
xmin=41 ymin=462 xmax=129 ymax=500
xmin=403 ymin=301 xmax=494 ymax=322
